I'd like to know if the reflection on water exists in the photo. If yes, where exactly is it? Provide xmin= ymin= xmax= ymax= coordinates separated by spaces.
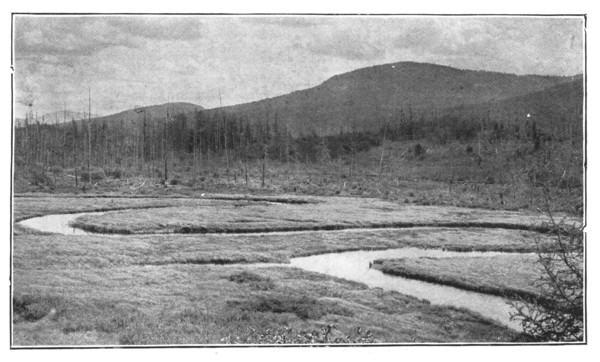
xmin=290 ymin=248 xmax=523 ymax=331
xmin=19 ymin=212 xmax=104 ymax=235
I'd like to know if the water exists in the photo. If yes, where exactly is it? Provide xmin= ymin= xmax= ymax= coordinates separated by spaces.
xmin=290 ymin=248 xmax=523 ymax=331
xmin=19 ymin=212 xmax=104 ymax=235
xmin=20 ymin=211 xmax=524 ymax=330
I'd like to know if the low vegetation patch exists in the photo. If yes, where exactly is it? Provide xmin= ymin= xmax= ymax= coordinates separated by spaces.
xmin=228 ymin=271 xmax=276 ymax=291
xmin=227 ymin=294 xmax=354 ymax=320
xmin=13 ymin=195 xmax=539 ymax=345
xmin=13 ymin=294 xmax=60 ymax=322
xmin=372 ymin=254 xmax=546 ymax=302
xmin=68 ymin=196 xmax=569 ymax=235
xmin=219 ymin=324 xmax=375 ymax=344
xmin=80 ymin=168 xmax=106 ymax=182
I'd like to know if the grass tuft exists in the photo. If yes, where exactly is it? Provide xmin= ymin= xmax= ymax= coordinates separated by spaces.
xmin=13 ymin=294 xmax=59 ymax=322
xmin=228 ymin=271 xmax=276 ymax=290
xmin=228 ymin=294 xmax=354 ymax=320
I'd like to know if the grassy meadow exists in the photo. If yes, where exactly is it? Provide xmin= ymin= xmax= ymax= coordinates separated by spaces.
xmin=12 ymin=195 xmax=561 ymax=345
xmin=67 ymin=194 xmax=568 ymax=235
xmin=372 ymin=254 xmax=545 ymax=302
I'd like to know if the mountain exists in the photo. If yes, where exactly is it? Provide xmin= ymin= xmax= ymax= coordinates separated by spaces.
xmin=15 ymin=102 xmax=204 ymax=128
xmin=91 ymin=102 xmax=204 ymax=125
xmin=212 ymin=62 xmax=581 ymax=136
xmin=14 ymin=110 xmax=90 ymax=126
xmin=447 ymin=78 xmax=584 ymax=129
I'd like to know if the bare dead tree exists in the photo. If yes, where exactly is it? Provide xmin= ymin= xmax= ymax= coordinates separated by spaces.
xmin=378 ymin=120 xmax=388 ymax=179
xmin=219 ymin=91 xmax=230 ymax=182
xmin=163 ymin=104 xmax=169 ymax=182
xmin=86 ymin=86 xmax=92 ymax=188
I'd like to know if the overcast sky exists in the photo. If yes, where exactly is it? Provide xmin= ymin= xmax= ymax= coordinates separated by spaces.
xmin=13 ymin=15 xmax=584 ymax=117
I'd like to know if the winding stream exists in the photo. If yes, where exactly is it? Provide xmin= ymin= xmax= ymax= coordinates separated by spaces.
xmin=19 ymin=212 xmax=104 ymax=236
xmin=18 ymin=210 xmax=526 ymax=331
xmin=291 ymin=249 xmax=523 ymax=330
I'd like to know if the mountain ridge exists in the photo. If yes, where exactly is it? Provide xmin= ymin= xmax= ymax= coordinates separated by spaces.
xmin=15 ymin=102 xmax=204 ymax=127
xmin=210 ymin=61 xmax=581 ymax=136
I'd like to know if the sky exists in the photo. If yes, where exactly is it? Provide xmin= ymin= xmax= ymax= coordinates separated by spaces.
xmin=13 ymin=15 xmax=584 ymax=118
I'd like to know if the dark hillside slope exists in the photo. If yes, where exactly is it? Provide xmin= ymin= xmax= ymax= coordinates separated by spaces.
xmin=448 ymin=78 xmax=583 ymax=132
xmin=211 ymin=62 xmax=579 ymax=136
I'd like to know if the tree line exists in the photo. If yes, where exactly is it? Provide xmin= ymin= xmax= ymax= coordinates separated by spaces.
xmin=14 ymin=103 xmax=582 ymax=187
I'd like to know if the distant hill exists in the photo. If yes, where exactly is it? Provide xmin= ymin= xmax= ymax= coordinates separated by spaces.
xmin=211 ymin=61 xmax=580 ymax=136
xmin=447 ymin=78 xmax=583 ymax=129
xmin=15 ymin=102 xmax=204 ymax=128
xmin=92 ymin=102 xmax=204 ymax=125
xmin=14 ymin=110 xmax=90 ymax=126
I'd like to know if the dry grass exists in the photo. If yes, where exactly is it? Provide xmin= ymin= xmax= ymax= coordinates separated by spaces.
xmin=13 ymin=227 xmax=551 ymax=272
xmin=13 ymin=195 xmax=557 ymax=346
xmin=12 ymin=263 xmax=517 ymax=345
xmin=13 ymin=193 xmax=315 ymax=222
xmin=68 ymin=195 xmax=573 ymax=235
xmin=372 ymin=254 xmax=545 ymax=301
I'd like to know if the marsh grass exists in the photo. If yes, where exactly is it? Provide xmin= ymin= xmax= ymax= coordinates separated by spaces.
xmin=13 ymin=294 xmax=60 ymax=322
xmin=228 ymin=271 xmax=276 ymax=290
xmin=12 ymin=195 xmax=544 ymax=345
xmin=372 ymin=254 xmax=545 ymax=301
xmin=227 ymin=294 xmax=354 ymax=320
xmin=12 ymin=263 xmax=518 ymax=345
xmin=68 ymin=196 xmax=572 ymax=235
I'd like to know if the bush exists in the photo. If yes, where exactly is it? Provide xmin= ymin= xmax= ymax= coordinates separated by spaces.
xmin=13 ymin=294 xmax=57 ymax=322
xmin=413 ymin=143 xmax=425 ymax=157
xmin=221 ymin=324 xmax=375 ymax=344
xmin=49 ymin=166 xmax=63 ymax=175
xmin=484 ymin=176 xmax=495 ymax=185
xmin=105 ymin=168 xmax=124 ymax=179
xmin=510 ymin=210 xmax=584 ymax=341
xmin=80 ymin=169 xmax=106 ymax=182
xmin=28 ymin=168 xmax=54 ymax=187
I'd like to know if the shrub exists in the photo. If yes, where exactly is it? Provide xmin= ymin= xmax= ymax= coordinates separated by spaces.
xmin=13 ymin=294 xmax=57 ymax=322
xmin=221 ymin=324 xmax=375 ymax=344
xmin=80 ymin=169 xmax=106 ymax=182
xmin=105 ymin=168 xmax=124 ymax=179
xmin=484 ymin=176 xmax=495 ymax=185
xmin=413 ymin=143 xmax=425 ymax=157
xmin=510 ymin=209 xmax=584 ymax=341
xmin=49 ymin=166 xmax=63 ymax=175
xmin=228 ymin=271 xmax=275 ymax=291
xmin=28 ymin=168 xmax=54 ymax=187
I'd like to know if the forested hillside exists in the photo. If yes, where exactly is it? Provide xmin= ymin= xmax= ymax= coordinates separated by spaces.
xmin=13 ymin=61 xmax=584 ymax=214
xmin=212 ymin=62 xmax=580 ymax=136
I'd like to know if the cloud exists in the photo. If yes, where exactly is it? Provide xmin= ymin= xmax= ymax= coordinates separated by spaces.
xmin=240 ymin=16 xmax=321 ymax=28
xmin=14 ymin=16 xmax=206 ymax=60
xmin=106 ymin=16 xmax=206 ymax=41
xmin=12 ymin=15 xmax=584 ymax=118
xmin=14 ymin=17 xmax=138 ymax=58
xmin=304 ymin=34 xmax=385 ymax=61
xmin=391 ymin=17 xmax=583 ymax=75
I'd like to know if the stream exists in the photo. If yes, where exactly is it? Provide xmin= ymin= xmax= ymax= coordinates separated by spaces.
xmin=18 ymin=211 xmax=525 ymax=331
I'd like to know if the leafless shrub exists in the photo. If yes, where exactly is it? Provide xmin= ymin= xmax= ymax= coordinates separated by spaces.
xmin=510 ymin=190 xmax=584 ymax=342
